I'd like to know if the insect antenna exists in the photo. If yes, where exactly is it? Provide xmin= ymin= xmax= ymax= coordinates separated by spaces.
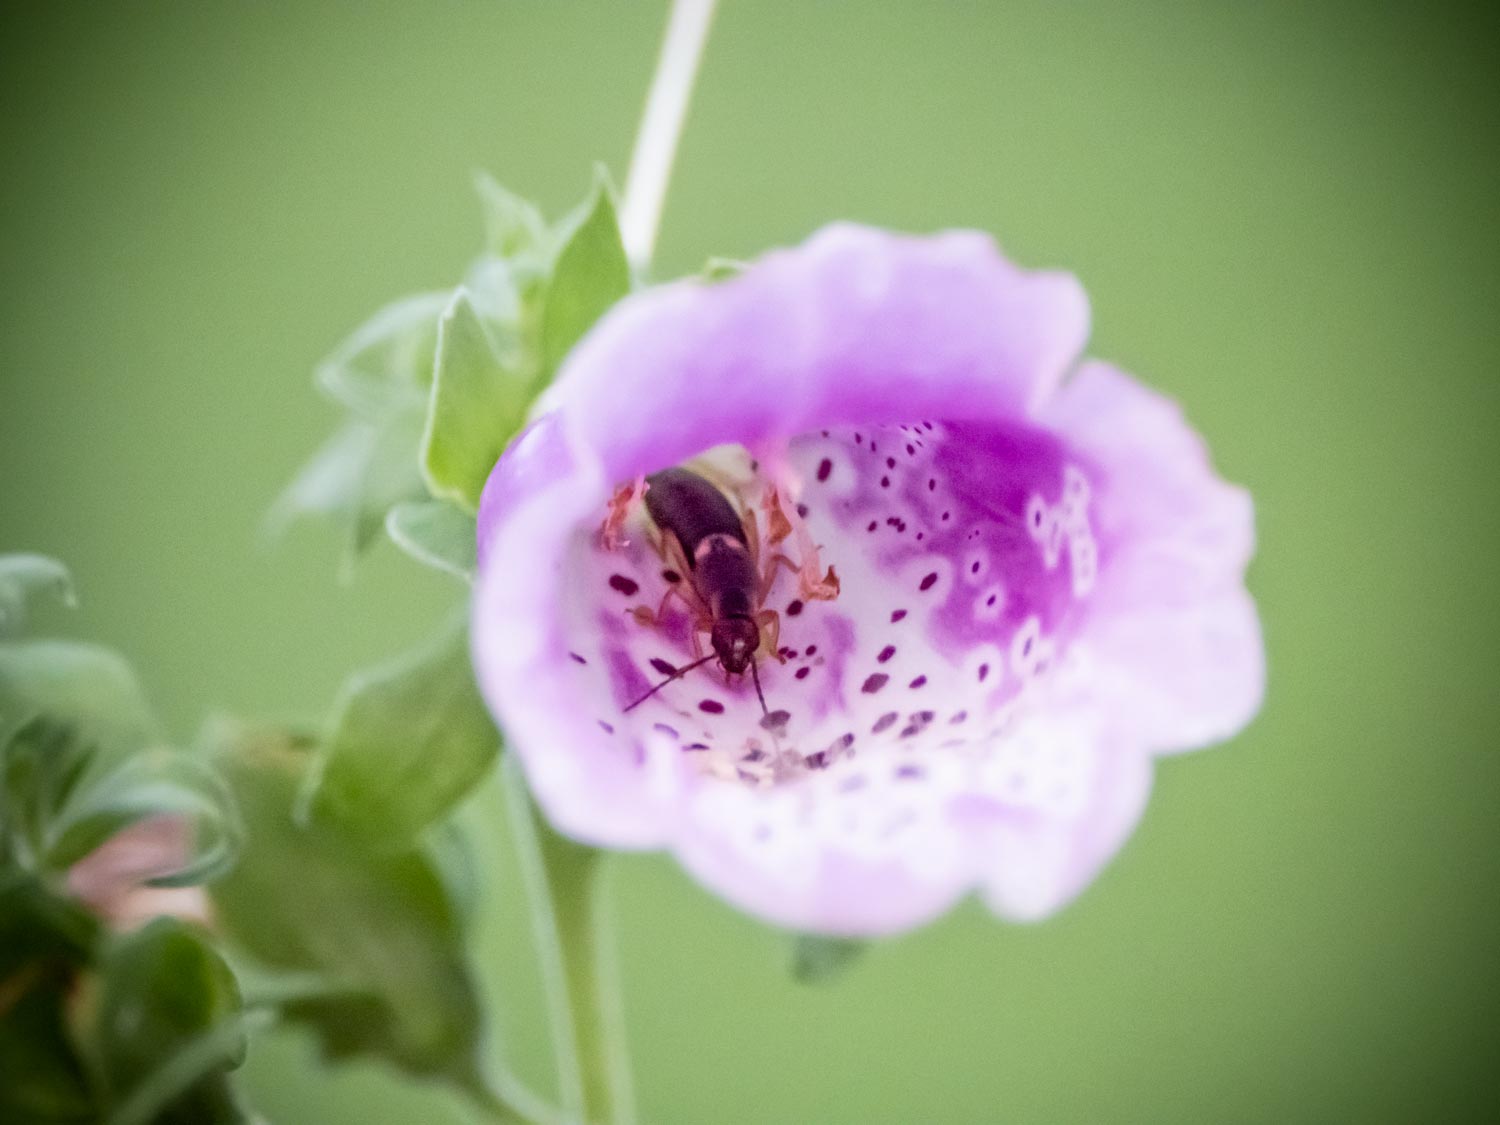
xmin=749 ymin=657 xmax=769 ymax=718
xmin=623 ymin=652 xmax=719 ymax=713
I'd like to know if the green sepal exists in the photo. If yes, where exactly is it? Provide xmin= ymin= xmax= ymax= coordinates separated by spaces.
xmin=789 ymin=935 xmax=866 ymax=984
xmin=420 ymin=292 xmax=534 ymax=511
xmin=474 ymin=171 xmax=549 ymax=262
xmin=0 ymin=554 xmax=76 ymax=637
xmin=0 ymin=640 xmax=239 ymax=886
xmin=88 ymin=918 xmax=247 ymax=1125
xmin=304 ymin=616 xmax=498 ymax=845
xmin=206 ymin=723 xmax=490 ymax=1092
xmin=385 ymin=500 xmax=477 ymax=581
xmin=541 ymin=169 xmax=632 ymax=375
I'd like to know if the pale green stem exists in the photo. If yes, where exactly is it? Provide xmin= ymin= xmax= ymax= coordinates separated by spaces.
xmin=621 ymin=0 xmax=719 ymax=270
xmin=504 ymin=758 xmax=635 ymax=1125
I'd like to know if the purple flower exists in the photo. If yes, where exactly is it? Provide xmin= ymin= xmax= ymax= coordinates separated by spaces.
xmin=473 ymin=224 xmax=1262 ymax=934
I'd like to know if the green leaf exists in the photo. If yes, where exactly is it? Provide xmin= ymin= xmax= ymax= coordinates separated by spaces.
xmin=541 ymin=171 xmax=632 ymax=375
xmin=0 ymin=873 xmax=102 ymax=1124
xmin=0 ymin=554 xmax=76 ymax=637
xmin=207 ymin=723 xmax=489 ymax=1089
xmin=789 ymin=935 xmax=866 ymax=984
xmin=1 ymin=642 xmax=161 ymax=869
xmin=474 ymin=171 xmax=549 ymax=262
xmin=0 ymin=640 xmax=238 ymax=886
xmin=306 ymin=616 xmax=498 ymax=845
xmin=91 ymin=918 xmax=246 ymax=1125
xmin=45 ymin=748 xmax=242 ymax=885
xmin=0 ymin=639 xmax=158 ymax=760
xmin=421 ymin=292 xmax=534 ymax=510
xmin=385 ymin=500 xmax=477 ymax=580
xmin=314 ymin=292 xmax=449 ymax=413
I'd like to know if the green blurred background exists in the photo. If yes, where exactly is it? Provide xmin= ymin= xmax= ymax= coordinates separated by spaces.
xmin=3 ymin=1 xmax=1498 ymax=1121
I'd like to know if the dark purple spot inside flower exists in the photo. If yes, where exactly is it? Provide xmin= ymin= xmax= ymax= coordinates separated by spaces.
xmin=804 ymin=644 xmax=817 ymax=656
xmin=928 ymin=478 xmax=937 ymax=491
xmin=569 ymin=652 xmax=588 ymax=665
xmin=978 ymin=663 xmax=990 ymax=682
xmin=950 ymin=711 xmax=968 ymax=724
xmin=609 ymin=574 xmax=639 ymax=596
xmin=886 ymin=457 xmax=896 ymax=469
xmin=880 ymin=476 xmax=891 ymax=488
xmin=760 ymin=709 xmax=791 ymax=734
xmin=872 ymin=712 xmax=899 ymax=734
xmin=795 ymin=667 xmax=811 ymax=680
xmin=649 ymin=657 xmax=676 ymax=676
xmin=971 ymin=561 xmax=981 ymax=574
xmin=786 ymin=599 xmax=804 ymax=617
xmin=653 ymin=722 xmax=679 ymax=738
xmin=986 ymin=595 xmax=997 ymax=607
xmin=919 ymin=572 xmax=938 ymax=591
xmin=941 ymin=511 xmax=951 ymax=522
xmin=598 ymin=720 xmax=614 ymax=734
xmin=662 ymin=569 xmax=681 ymax=584
xmin=877 ymin=645 xmax=896 ymax=663
xmin=797 ymin=503 xmax=809 ymax=518
xmin=816 ymin=458 xmax=832 ymax=482
xmin=907 ymin=444 xmax=916 ymax=456
xmin=685 ymin=742 xmax=709 ymax=751
xmin=699 ymin=699 xmax=724 ymax=714
xmin=854 ymin=432 xmax=863 ymax=444
xmin=909 ymin=675 xmax=927 ymax=689
xmin=805 ymin=750 xmax=829 ymax=770
xmin=867 ymin=520 xmax=879 ymax=533
xmin=891 ymin=609 xmax=907 ymax=622
xmin=861 ymin=673 xmax=889 ymax=694
xmin=838 ymin=733 xmax=855 ymax=749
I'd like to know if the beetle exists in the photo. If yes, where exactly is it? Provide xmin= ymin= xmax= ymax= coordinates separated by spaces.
xmin=619 ymin=466 xmax=836 ymax=714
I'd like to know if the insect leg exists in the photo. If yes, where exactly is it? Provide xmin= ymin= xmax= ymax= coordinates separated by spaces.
xmin=755 ymin=609 xmax=784 ymax=662
xmin=600 ymin=475 xmax=648 ymax=550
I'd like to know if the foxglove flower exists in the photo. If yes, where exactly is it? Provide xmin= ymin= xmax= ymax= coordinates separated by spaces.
xmin=473 ymin=224 xmax=1262 ymax=934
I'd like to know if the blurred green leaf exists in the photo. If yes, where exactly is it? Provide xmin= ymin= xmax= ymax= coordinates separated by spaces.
xmin=273 ymin=291 xmax=443 ymax=569
xmin=307 ymin=617 xmax=498 ymax=845
xmin=474 ymin=171 xmax=549 ymax=262
xmin=1 ymin=640 xmax=160 ymax=871
xmin=46 ymin=749 xmax=242 ymax=886
xmin=92 ymin=918 xmax=246 ymax=1125
xmin=0 ymin=872 xmax=101 ymax=1124
xmin=789 ymin=935 xmax=866 ymax=984
xmin=541 ymin=172 xmax=632 ymax=374
xmin=0 ymin=641 xmax=238 ymax=886
xmin=0 ymin=554 xmax=76 ymax=637
xmin=385 ymin=499 xmax=477 ymax=581
xmin=421 ymin=293 xmax=535 ymax=511
xmin=208 ymin=724 xmax=489 ymax=1089
xmin=0 ymin=639 xmax=158 ymax=761
xmin=314 ymin=292 xmax=449 ymax=413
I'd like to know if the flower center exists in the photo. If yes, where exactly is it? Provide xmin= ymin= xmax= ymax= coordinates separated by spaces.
xmin=560 ymin=420 xmax=1100 ymax=800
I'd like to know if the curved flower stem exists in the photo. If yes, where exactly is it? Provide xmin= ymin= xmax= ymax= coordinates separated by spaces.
xmin=620 ymin=0 xmax=719 ymax=270
xmin=503 ymin=760 xmax=635 ymax=1125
